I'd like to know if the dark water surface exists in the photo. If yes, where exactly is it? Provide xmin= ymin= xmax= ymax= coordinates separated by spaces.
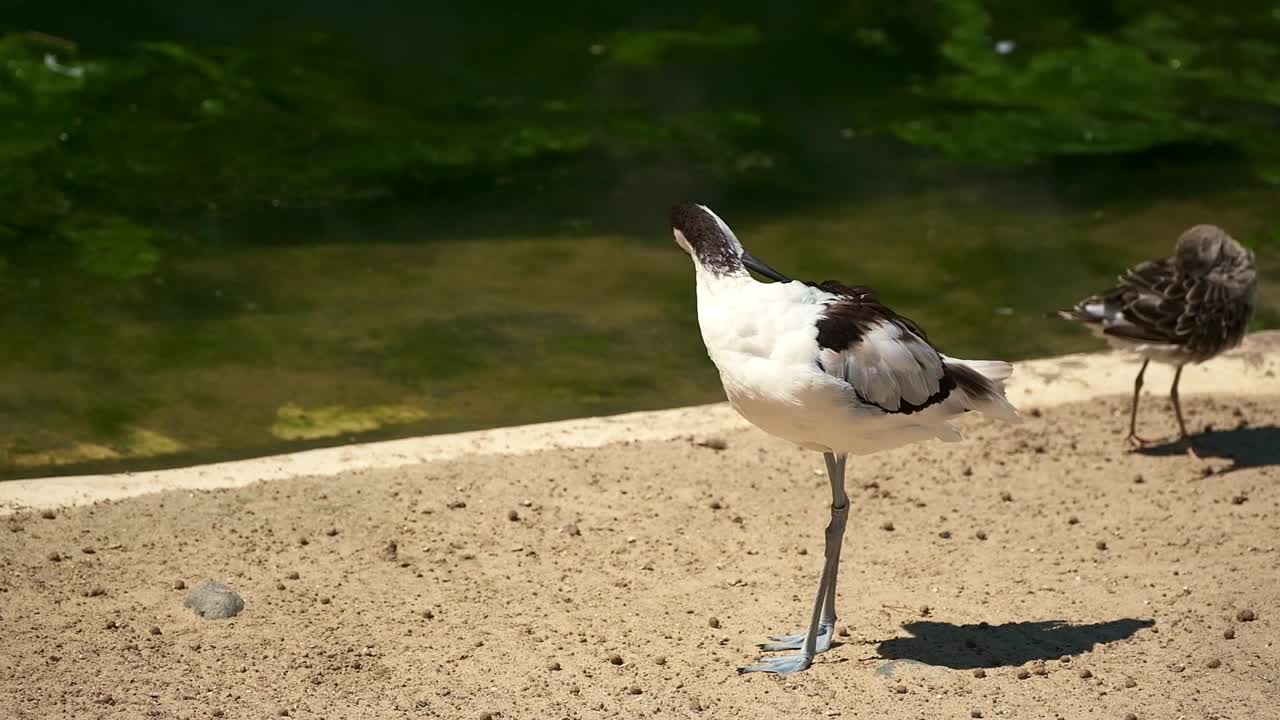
xmin=1 ymin=1 xmax=1277 ymax=477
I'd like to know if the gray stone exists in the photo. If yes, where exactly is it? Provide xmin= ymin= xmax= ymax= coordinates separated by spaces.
xmin=183 ymin=581 xmax=245 ymax=619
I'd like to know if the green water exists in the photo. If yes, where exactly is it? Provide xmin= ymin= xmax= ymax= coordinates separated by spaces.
xmin=2 ymin=1 xmax=1278 ymax=477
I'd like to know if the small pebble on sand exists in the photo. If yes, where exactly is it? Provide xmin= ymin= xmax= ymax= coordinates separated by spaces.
xmin=548 ymin=661 xmax=561 ymax=671
xmin=184 ymin=581 xmax=245 ymax=619
xmin=1124 ymin=678 xmax=1137 ymax=688
xmin=881 ymin=521 xmax=895 ymax=532
xmin=976 ymin=531 xmax=988 ymax=541
xmin=708 ymin=617 xmax=721 ymax=629
xmin=276 ymin=582 xmax=286 ymax=591
xmin=563 ymin=523 xmax=581 ymax=536
xmin=81 ymin=547 xmax=95 ymax=554
xmin=1096 ymin=540 xmax=1108 ymax=551
xmin=325 ymin=528 xmax=339 ymax=536
xmin=999 ymin=491 xmax=1013 ymax=502
xmin=1032 ymin=663 xmax=1048 ymax=676
xmin=627 ymin=686 xmax=642 ymax=695
xmin=1236 ymin=608 xmax=1256 ymax=622
xmin=1206 ymin=658 xmax=1221 ymax=668
xmin=697 ymin=437 xmax=729 ymax=451
xmin=655 ymin=656 xmax=667 ymax=666
xmin=507 ymin=509 xmax=520 ymax=521
xmin=286 ymin=571 xmax=300 ymax=580
xmin=479 ymin=713 xmax=493 ymax=720
xmin=972 ymin=669 xmax=986 ymax=678
xmin=1016 ymin=670 xmax=1031 ymax=680
xmin=1124 ymin=714 xmax=1137 ymax=720
xmin=1224 ymin=628 xmax=1236 ymax=639
xmin=608 ymin=653 xmax=624 ymax=665
xmin=47 ymin=552 xmax=62 ymax=562
xmin=319 ymin=596 xmax=331 ymax=605
xmin=1078 ymin=669 xmax=1092 ymax=679
xmin=40 ymin=510 xmax=56 ymax=520
xmin=971 ymin=711 xmax=983 ymax=719
xmin=149 ymin=626 xmax=162 ymax=636
xmin=84 ymin=586 xmax=106 ymax=597
xmin=1231 ymin=495 xmax=1247 ymax=505
xmin=1067 ymin=516 xmax=1079 ymax=525
xmin=893 ymin=685 xmax=907 ymax=694
xmin=939 ymin=530 xmax=952 ymax=539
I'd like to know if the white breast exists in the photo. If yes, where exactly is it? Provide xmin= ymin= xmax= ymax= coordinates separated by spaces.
xmin=692 ymin=273 xmax=1001 ymax=455
xmin=694 ymin=278 xmax=851 ymax=445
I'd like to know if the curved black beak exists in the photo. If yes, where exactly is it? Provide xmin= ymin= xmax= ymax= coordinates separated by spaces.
xmin=741 ymin=251 xmax=791 ymax=283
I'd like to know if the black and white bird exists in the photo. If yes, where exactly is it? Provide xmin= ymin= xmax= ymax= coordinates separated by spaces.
xmin=670 ymin=203 xmax=1020 ymax=675
xmin=1056 ymin=225 xmax=1257 ymax=449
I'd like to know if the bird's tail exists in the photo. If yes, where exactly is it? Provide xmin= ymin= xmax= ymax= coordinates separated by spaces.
xmin=942 ymin=357 xmax=1021 ymax=423
xmin=1053 ymin=301 xmax=1105 ymax=325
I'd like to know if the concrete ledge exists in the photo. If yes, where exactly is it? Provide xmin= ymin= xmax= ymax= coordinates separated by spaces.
xmin=3 ymin=331 xmax=1278 ymax=515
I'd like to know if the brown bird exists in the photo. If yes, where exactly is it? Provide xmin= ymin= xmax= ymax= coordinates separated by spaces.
xmin=1057 ymin=225 xmax=1257 ymax=449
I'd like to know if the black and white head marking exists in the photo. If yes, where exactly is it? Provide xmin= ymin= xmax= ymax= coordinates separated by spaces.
xmin=670 ymin=203 xmax=793 ymax=282
xmin=670 ymin=203 xmax=745 ymax=276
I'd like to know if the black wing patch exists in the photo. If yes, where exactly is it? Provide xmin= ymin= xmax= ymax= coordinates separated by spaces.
xmin=1064 ymin=251 xmax=1254 ymax=360
xmin=812 ymin=282 xmax=959 ymax=415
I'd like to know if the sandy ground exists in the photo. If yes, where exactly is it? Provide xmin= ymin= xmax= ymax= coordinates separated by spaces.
xmin=2 ymin=344 xmax=1280 ymax=719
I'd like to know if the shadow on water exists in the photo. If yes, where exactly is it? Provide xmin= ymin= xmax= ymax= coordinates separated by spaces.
xmin=876 ymin=619 xmax=1155 ymax=669
xmin=1136 ymin=425 xmax=1280 ymax=474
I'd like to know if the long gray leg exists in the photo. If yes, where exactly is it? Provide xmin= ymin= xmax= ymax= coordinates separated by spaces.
xmin=760 ymin=453 xmax=849 ymax=652
xmin=1170 ymin=364 xmax=1189 ymax=440
xmin=821 ymin=454 xmax=849 ymax=627
xmin=741 ymin=453 xmax=850 ymax=674
xmin=1126 ymin=358 xmax=1152 ymax=447
xmin=1169 ymin=364 xmax=1200 ymax=457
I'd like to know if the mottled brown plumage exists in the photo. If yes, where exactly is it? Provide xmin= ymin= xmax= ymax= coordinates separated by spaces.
xmin=1057 ymin=225 xmax=1257 ymax=447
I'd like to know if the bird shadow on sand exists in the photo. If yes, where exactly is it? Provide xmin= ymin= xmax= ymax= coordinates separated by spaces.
xmin=1135 ymin=425 xmax=1280 ymax=473
xmin=876 ymin=619 xmax=1154 ymax=669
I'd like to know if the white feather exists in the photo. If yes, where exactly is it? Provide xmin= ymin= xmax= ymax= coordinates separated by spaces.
xmin=692 ymin=270 xmax=1019 ymax=455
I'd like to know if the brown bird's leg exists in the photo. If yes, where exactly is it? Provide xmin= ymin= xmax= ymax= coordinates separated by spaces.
xmin=1126 ymin=359 xmax=1154 ymax=448
xmin=1169 ymin=364 xmax=1200 ymax=459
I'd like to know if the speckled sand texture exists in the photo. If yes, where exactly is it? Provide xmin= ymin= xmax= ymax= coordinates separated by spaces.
xmin=1 ymin=337 xmax=1278 ymax=719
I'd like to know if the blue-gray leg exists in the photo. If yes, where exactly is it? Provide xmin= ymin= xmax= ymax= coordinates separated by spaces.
xmin=821 ymin=453 xmax=849 ymax=633
xmin=739 ymin=453 xmax=850 ymax=675
xmin=758 ymin=454 xmax=848 ymax=652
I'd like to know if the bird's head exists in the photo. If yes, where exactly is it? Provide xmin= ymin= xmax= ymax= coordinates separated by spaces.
xmin=1175 ymin=225 xmax=1256 ymax=282
xmin=668 ymin=203 xmax=789 ymax=282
